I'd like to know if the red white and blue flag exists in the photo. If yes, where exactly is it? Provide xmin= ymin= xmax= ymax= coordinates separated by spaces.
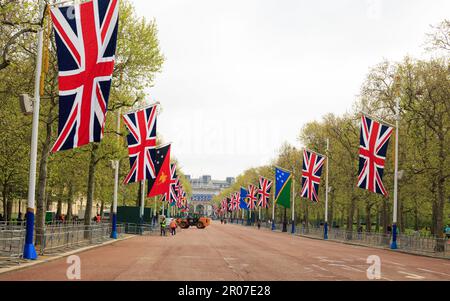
xmin=230 ymin=193 xmax=240 ymax=211
xmin=50 ymin=0 xmax=119 ymax=152
xmin=301 ymin=149 xmax=326 ymax=202
xmin=257 ymin=177 xmax=272 ymax=208
xmin=357 ymin=115 xmax=393 ymax=196
xmin=246 ymin=184 xmax=258 ymax=210
xmin=161 ymin=163 xmax=179 ymax=203
xmin=122 ymin=104 xmax=158 ymax=184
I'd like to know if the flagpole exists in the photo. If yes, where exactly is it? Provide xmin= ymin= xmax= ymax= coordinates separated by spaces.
xmin=291 ymin=172 xmax=295 ymax=234
xmin=271 ymin=201 xmax=275 ymax=230
xmin=140 ymin=180 xmax=145 ymax=223
xmin=391 ymin=98 xmax=400 ymax=249
xmin=23 ymin=0 xmax=45 ymax=260
xmin=324 ymin=138 xmax=329 ymax=240
xmin=111 ymin=110 xmax=121 ymax=239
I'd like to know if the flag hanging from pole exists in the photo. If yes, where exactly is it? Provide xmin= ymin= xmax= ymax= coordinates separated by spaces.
xmin=257 ymin=177 xmax=272 ymax=208
xmin=231 ymin=192 xmax=240 ymax=211
xmin=301 ymin=149 xmax=326 ymax=203
xmin=239 ymin=187 xmax=248 ymax=210
xmin=122 ymin=104 xmax=158 ymax=184
xmin=357 ymin=115 xmax=393 ymax=196
xmin=50 ymin=0 xmax=119 ymax=152
xmin=246 ymin=184 xmax=258 ymax=210
xmin=275 ymin=167 xmax=291 ymax=208
xmin=147 ymin=144 xmax=171 ymax=197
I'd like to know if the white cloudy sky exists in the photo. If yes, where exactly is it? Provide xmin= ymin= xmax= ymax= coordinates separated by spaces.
xmin=131 ymin=0 xmax=449 ymax=180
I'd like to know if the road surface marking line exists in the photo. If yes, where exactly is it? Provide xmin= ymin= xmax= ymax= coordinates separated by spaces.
xmin=311 ymin=264 xmax=328 ymax=272
xmin=398 ymin=271 xmax=425 ymax=280
xmin=417 ymin=268 xmax=450 ymax=277
xmin=328 ymin=264 xmax=365 ymax=272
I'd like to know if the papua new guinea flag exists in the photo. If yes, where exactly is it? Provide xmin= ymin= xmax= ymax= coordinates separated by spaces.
xmin=274 ymin=167 xmax=291 ymax=208
xmin=147 ymin=143 xmax=171 ymax=197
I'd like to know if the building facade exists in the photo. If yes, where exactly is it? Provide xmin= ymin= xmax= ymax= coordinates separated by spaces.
xmin=186 ymin=175 xmax=234 ymax=216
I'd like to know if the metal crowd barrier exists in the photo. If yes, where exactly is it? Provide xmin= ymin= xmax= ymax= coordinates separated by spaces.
xmin=232 ymin=220 xmax=449 ymax=258
xmin=35 ymin=222 xmax=124 ymax=255
xmin=0 ymin=222 xmax=26 ymax=266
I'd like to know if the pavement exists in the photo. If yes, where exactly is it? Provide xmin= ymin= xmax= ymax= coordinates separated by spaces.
xmin=0 ymin=221 xmax=449 ymax=281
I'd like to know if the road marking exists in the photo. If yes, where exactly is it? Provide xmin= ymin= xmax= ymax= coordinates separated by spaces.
xmin=398 ymin=271 xmax=425 ymax=280
xmin=311 ymin=264 xmax=328 ymax=272
xmin=315 ymin=256 xmax=345 ymax=264
xmin=383 ymin=260 xmax=405 ymax=267
xmin=328 ymin=264 xmax=365 ymax=272
xmin=417 ymin=268 xmax=450 ymax=277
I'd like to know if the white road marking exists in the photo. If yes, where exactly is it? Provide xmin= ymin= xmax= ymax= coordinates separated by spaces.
xmin=398 ymin=271 xmax=425 ymax=280
xmin=311 ymin=264 xmax=329 ymax=272
xmin=417 ymin=268 xmax=450 ymax=277
xmin=328 ymin=264 xmax=365 ymax=272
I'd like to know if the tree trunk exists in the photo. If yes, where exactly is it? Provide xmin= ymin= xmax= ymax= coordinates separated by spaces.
xmin=365 ymin=202 xmax=372 ymax=232
xmin=2 ymin=185 xmax=8 ymax=220
xmin=382 ymin=198 xmax=388 ymax=234
xmin=435 ymin=136 xmax=446 ymax=251
xmin=84 ymin=143 xmax=99 ymax=227
xmin=66 ymin=181 xmax=73 ymax=221
xmin=414 ymin=205 xmax=419 ymax=231
xmin=6 ymin=197 xmax=13 ymax=221
xmin=56 ymin=185 xmax=63 ymax=217
xmin=100 ymin=200 xmax=104 ymax=217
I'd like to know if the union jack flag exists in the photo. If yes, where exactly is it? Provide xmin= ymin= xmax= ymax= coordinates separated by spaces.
xmin=221 ymin=199 xmax=228 ymax=212
xmin=230 ymin=193 xmax=240 ymax=211
xmin=357 ymin=115 xmax=393 ymax=196
xmin=162 ymin=163 xmax=179 ymax=203
xmin=50 ymin=0 xmax=119 ymax=152
xmin=246 ymin=185 xmax=258 ymax=210
xmin=301 ymin=149 xmax=326 ymax=202
xmin=257 ymin=177 xmax=272 ymax=208
xmin=122 ymin=104 xmax=158 ymax=184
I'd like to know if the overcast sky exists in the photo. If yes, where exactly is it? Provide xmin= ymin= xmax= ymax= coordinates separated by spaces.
xmin=131 ymin=0 xmax=449 ymax=180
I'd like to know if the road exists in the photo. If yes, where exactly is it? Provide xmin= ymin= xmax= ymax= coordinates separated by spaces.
xmin=0 ymin=221 xmax=449 ymax=280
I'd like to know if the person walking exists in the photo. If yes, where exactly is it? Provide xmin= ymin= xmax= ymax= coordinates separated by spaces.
xmin=170 ymin=219 xmax=177 ymax=236
xmin=257 ymin=219 xmax=261 ymax=230
xmin=160 ymin=216 xmax=167 ymax=236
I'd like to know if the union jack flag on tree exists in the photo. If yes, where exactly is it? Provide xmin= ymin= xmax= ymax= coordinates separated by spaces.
xmin=50 ymin=0 xmax=119 ymax=152
xmin=301 ymin=149 xmax=326 ymax=203
xmin=357 ymin=115 xmax=393 ymax=196
xmin=257 ymin=177 xmax=272 ymax=208
xmin=122 ymin=104 xmax=158 ymax=184
xmin=246 ymin=184 xmax=258 ymax=210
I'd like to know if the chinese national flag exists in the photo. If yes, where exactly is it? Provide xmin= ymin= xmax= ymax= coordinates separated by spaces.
xmin=147 ymin=143 xmax=171 ymax=197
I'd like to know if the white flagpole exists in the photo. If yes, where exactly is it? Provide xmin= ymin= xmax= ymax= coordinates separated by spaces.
xmin=391 ymin=98 xmax=400 ymax=249
xmin=111 ymin=110 xmax=120 ymax=239
xmin=258 ymin=206 xmax=261 ymax=221
xmin=140 ymin=180 xmax=145 ymax=222
xmin=324 ymin=138 xmax=329 ymax=239
xmin=23 ymin=0 xmax=45 ymax=260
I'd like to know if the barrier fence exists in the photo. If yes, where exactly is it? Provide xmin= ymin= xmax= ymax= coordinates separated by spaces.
xmin=230 ymin=218 xmax=449 ymax=259
xmin=0 ymin=220 xmax=168 ymax=266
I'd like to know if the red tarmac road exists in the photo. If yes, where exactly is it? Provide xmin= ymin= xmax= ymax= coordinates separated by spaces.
xmin=1 ymin=221 xmax=449 ymax=281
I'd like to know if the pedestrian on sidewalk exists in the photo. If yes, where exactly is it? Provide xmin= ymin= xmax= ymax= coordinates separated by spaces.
xmin=160 ymin=216 xmax=167 ymax=236
xmin=257 ymin=219 xmax=261 ymax=230
xmin=170 ymin=219 xmax=177 ymax=236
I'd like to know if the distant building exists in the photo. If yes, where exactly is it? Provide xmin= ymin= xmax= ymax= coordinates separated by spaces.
xmin=185 ymin=175 xmax=235 ymax=216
